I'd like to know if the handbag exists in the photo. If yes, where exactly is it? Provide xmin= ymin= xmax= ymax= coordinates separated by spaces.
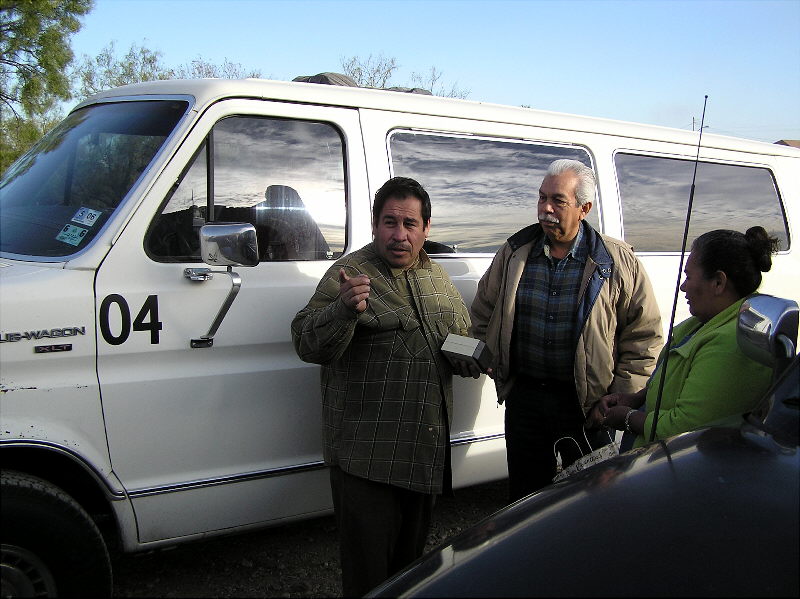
xmin=552 ymin=430 xmax=619 ymax=482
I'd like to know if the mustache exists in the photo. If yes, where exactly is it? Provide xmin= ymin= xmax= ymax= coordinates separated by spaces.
xmin=538 ymin=214 xmax=560 ymax=224
xmin=387 ymin=243 xmax=411 ymax=251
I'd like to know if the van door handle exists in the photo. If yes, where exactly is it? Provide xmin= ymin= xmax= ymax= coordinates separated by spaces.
xmin=184 ymin=268 xmax=214 ymax=281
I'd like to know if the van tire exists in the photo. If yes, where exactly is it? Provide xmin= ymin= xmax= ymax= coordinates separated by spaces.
xmin=1 ymin=470 xmax=112 ymax=597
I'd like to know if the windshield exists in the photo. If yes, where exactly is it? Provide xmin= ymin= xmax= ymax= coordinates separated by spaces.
xmin=0 ymin=100 xmax=188 ymax=258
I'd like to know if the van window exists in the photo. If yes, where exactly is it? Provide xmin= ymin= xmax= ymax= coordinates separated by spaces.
xmin=0 ymin=100 xmax=188 ymax=258
xmin=148 ymin=116 xmax=346 ymax=262
xmin=615 ymin=153 xmax=789 ymax=252
xmin=389 ymin=131 xmax=596 ymax=254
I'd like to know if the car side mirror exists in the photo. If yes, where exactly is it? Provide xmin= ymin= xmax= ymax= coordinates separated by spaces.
xmin=199 ymin=222 xmax=259 ymax=267
xmin=738 ymin=294 xmax=799 ymax=448
xmin=183 ymin=223 xmax=259 ymax=349
xmin=737 ymin=294 xmax=798 ymax=377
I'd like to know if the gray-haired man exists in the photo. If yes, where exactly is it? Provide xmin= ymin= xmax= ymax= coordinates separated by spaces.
xmin=470 ymin=159 xmax=663 ymax=501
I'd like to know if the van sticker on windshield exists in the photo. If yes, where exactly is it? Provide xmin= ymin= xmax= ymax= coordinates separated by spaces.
xmin=71 ymin=207 xmax=102 ymax=227
xmin=56 ymin=224 xmax=88 ymax=246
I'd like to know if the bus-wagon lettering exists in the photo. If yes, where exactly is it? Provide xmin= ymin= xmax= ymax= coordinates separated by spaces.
xmin=0 ymin=327 xmax=86 ymax=343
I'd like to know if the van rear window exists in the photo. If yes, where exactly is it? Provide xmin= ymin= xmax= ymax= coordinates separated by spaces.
xmin=615 ymin=153 xmax=789 ymax=252
xmin=389 ymin=131 xmax=596 ymax=254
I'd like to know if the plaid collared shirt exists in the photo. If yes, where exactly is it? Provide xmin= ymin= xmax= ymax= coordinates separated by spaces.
xmin=512 ymin=225 xmax=587 ymax=382
xmin=291 ymin=243 xmax=471 ymax=494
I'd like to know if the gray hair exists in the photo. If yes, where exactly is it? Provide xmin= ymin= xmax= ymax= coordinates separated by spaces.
xmin=546 ymin=159 xmax=596 ymax=206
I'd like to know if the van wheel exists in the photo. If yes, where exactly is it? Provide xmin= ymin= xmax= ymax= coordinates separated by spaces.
xmin=1 ymin=471 xmax=112 ymax=597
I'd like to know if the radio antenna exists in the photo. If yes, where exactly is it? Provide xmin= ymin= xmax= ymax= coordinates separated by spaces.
xmin=648 ymin=95 xmax=709 ymax=442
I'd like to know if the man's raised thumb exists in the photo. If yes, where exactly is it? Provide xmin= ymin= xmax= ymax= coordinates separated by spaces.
xmin=338 ymin=268 xmax=349 ymax=283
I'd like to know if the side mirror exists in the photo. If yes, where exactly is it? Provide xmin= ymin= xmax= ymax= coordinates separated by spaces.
xmin=737 ymin=294 xmax=798 ymax=375
xmin=738 ymin=294 xmax=799 ymax=448
xmin=185 ymin=223 xmax=258 ymax=349
xmin=199 ymin=222 xmax=259 ymax=267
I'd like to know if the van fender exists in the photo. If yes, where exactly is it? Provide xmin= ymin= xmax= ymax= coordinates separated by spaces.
xmin=0 ymin=439 xmax=140 ymax=551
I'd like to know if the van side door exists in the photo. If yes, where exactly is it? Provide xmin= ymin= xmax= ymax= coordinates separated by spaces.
xmin=95 ymin=99 xmax=368 ymax=544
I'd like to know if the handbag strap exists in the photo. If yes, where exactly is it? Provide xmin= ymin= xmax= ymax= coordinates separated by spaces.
xmin=553 ymin=428 xmax=616 ymax=459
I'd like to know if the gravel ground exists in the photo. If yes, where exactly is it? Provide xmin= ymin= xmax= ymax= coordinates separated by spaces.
xmin=112 ymin=479 xmax=508 ymax=598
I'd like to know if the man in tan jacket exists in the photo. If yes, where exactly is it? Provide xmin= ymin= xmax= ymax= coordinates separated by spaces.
xmin=470 ymin=159 xmax=662 ymax=501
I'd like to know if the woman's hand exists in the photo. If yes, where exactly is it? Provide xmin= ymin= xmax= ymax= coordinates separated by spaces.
xmin=585 ymin=403 xmax=606 ymax=429
xmin=603 ymin=405 xmax=631 ymax=430
xmin=603 ymin=405 xmax=646 ymax=435
xmin=585 ymin=393 xmax=623 ymax=428
xmin=586 ymin=390 xmax=646 ymax=430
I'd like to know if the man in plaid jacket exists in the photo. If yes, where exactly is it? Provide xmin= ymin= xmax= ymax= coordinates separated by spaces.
xmin=291 ymin=177 xmax=472 ymax=596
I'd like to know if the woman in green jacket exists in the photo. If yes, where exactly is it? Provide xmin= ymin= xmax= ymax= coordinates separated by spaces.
xmin=589 ymin=226 xmax=780 ymax=447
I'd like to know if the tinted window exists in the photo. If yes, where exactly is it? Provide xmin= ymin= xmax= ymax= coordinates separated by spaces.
xmin=0 ymin=100 xmax=188 ymax=257
xmin=390 ymin=132 xmax=596 ymax=253
xmin=148 ymin=116 xmax=346 ymax=262
xmin=616 ymin=153 xmax=789 ymax=252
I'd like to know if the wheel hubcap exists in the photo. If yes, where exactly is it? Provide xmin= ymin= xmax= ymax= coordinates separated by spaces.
xmin=1 ymin=544 xmax=58 ymax=597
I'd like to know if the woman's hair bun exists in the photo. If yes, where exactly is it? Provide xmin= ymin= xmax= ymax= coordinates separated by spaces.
xmin=745 ymin=226 xmax=780 ymax=272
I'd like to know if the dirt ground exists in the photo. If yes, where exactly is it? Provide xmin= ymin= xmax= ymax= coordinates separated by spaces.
xmin=111 ymin=479 xmax=508 ymax=598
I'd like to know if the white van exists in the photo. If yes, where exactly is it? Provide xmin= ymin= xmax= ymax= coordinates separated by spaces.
xmin=1 ymin=77 xmax=798 ymax=595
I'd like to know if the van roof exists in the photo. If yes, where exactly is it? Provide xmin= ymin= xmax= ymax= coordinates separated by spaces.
xmin=80 ymin=77 xmax=800 ymax=157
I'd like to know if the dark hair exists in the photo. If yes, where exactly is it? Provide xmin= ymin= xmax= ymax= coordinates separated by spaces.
xmin=691 ymin=226 xmax=780 ymax=297
xmin=372 ymin=177 xmax=431 ymax=225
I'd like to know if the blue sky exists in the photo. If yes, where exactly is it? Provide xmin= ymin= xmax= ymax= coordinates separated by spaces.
xmin=69 ymin=0 xmax=800 ymax=143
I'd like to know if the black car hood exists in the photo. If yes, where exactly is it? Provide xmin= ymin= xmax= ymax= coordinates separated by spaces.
xmin=370 ymin=425 xmax=800 ymax=597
